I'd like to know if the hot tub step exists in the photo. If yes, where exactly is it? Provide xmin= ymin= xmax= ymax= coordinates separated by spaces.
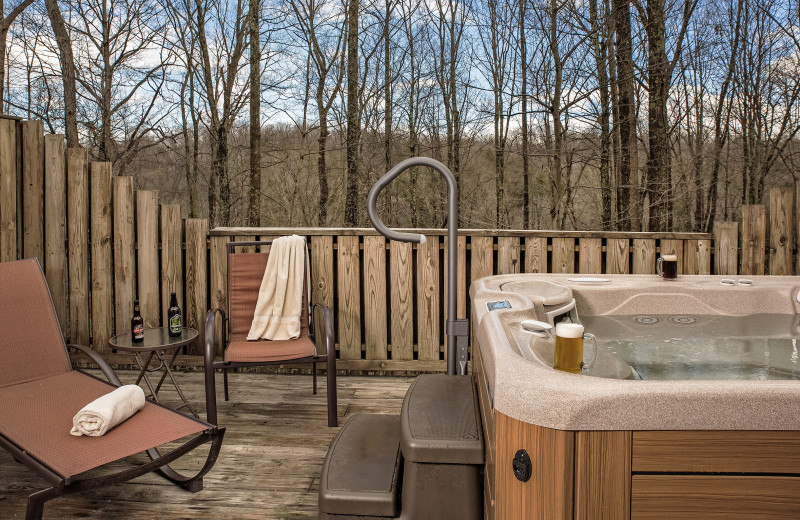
xmin=318 ymin=414 xmax=401 ymax=519
xmin=401 ymin=374 xmax=483 ymax=464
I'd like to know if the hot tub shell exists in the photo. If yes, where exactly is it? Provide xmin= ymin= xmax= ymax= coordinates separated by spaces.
xmin=471 ymin=273 xmax=800 ymax=520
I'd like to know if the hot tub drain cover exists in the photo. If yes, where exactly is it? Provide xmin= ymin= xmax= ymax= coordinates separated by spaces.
xmin=670 ymin=315 xmax=697 ymax=325
xmin=633 ymin=316 xmax=660 ymax=324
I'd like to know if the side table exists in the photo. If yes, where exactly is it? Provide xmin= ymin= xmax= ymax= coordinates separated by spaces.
xmin=110 ymin=327 xmax=199 ymax=418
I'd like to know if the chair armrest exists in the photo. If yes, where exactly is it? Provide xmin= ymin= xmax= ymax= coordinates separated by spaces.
xmin=68 ymin=343 xmax=123 ymax=386
xmin=204 ymin=308 xmax=227 ymax=426
xmin=312 ymin=303 xmax=336 ymax=360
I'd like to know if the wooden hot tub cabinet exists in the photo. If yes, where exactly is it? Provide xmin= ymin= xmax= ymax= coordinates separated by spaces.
xmin=474 ymin=346 xmax=800 ymax=520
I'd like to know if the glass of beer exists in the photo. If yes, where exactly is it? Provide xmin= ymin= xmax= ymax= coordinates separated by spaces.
xmin=553 ymin=323 xmax=597 ymax=374
xmin=657 ymin=254 xmax=678 ymax=280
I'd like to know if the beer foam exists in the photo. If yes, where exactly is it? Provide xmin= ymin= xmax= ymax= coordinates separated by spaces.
xmin=662 ymin=254 xmax=678 ymax=261
xmin=555 ymin=322 xmax=584 ymax=338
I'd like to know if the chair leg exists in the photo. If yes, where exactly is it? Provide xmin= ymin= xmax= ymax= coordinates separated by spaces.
xmin=26 ymin=487 xmax=59 ymax=520
xmin=223 ymin=368 xmax=229 ymax=401
xmin=313 ymin=362 xmax=318 ymax=395
xmin=326 ymin=357 xmax=338 ymax=427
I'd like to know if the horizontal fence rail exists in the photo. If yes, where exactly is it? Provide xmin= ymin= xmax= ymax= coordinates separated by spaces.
xmin=0 ymin=119 xmax=797 ymax=372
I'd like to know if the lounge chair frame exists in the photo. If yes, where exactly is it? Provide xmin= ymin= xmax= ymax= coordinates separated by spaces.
xmin=203 ymin=240 xmax=338 ymax=427
xmin=0 ymin=259 xmax=225 ymax=520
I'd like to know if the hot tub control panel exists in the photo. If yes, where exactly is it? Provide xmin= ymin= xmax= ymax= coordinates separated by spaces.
xmin=487 ymin=300 xmax=512 ymax=311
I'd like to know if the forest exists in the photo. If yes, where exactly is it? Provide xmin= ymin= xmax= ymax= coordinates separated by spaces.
xmin=1 ymin=0 xmax=799 ymax=231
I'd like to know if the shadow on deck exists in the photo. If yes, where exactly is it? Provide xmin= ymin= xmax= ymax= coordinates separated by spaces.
xmin=0 ymin=370 xmax=414 ymax=519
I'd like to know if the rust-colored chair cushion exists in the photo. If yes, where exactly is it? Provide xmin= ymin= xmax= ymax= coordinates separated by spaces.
xmin=0 ymin=371 xmax=206 ymax=478
xmin=0 ymin=260 xmax=71 ymax=388
xmin=225 ymin=251 xmax=315 ymax=363
xmin=224 ymin=337 xmax=317 ymax=363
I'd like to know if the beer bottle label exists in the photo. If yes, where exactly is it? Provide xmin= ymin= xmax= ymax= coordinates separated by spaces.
xmin=169 ymin=314 xmax=182 ymax=333
xmin=133 ymin=324 xmax=144 ymax=339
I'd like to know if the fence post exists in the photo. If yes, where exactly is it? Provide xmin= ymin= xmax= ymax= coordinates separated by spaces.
xmin=741 ymin=205 xmax=766 ymax=275
xmin=0 ymin=118 xmax=16 ymax=262
xmin=44 ymin=134 xmax=67 ymax=333
xmin=768 ymin=187 xmax=793 ymax=275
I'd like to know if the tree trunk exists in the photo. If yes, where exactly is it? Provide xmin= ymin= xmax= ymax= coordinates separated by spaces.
xmin=248 ymin=0 xmax=261 ymax=226
xmin=344 ymin=0 xmax=360 ymax=226
xmin=612 ymin=0 xmax=640 ymax=230
xmin=520 ymin=0 xmax=529 ymax=229
xmin=590 ymin=0 xmax=612 ymax=230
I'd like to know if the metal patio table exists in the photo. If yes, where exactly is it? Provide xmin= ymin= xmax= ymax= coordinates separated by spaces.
xmin=110 ymin=327 xmax=199 ymax=418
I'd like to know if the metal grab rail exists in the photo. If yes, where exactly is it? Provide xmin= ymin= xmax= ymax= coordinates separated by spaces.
xmin=366 ymin=157 xmax=469 ymax=376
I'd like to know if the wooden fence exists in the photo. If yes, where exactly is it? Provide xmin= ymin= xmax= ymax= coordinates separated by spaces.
xmin=1 ymin=118 xmax=798 ymax=372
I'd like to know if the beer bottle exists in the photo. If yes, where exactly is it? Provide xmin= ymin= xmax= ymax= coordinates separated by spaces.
xmin=131 ymin=300 xmax=144 ymax=343
xmin=168 ymin=292 xmax=182 ymax=337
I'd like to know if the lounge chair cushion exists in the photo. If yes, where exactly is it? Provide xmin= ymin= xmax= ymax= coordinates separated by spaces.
xmin=224 ymin=337 xmax=316 ymax=363
xmin=0 ymin=260 xmax=71 ymax=388
xmin=0 ymin=371 xmax=207 ymax=478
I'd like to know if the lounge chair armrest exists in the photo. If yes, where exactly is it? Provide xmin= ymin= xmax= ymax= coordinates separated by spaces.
xmin=68 ymin=343 xmax=123 ymax=386
xmin=204 ymin=308 xmax=227 ymax=426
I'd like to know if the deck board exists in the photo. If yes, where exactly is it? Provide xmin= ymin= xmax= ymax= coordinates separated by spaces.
xmin=0 ymin=370 xmax=413 ymax=519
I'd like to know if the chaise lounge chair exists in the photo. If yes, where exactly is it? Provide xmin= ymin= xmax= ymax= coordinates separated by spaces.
xmin=0 ymin=259 xmax=225 ymax=519
xmin=203 ymin=240 xmax=338 ymax=427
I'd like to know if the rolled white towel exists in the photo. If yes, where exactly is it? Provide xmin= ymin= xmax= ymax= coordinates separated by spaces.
xmin=70 ymin=384 xmax=146 ymax=437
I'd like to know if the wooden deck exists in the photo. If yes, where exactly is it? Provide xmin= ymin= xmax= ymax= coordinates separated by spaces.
xmin=0 ymin=370 xmax=414 ymax=519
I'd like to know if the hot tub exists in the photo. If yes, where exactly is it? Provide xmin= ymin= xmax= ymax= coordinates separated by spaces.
xmin=470 ymin=274 xmax=800 ymax=520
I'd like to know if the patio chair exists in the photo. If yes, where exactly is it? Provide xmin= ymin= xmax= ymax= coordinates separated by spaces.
xmin=203 ymin=240 xmax=338 ymax=427
xmin=0 ymin=259 xmax=225 ymax=520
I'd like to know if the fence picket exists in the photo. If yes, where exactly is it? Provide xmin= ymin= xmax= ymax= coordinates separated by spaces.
xmin=67 ymin=149 xmax=89 ymax=345
xmin=21 ymin=121 xmax=44 ymax=263
xmin=311 ymin=236 xmax=334 ymax=356
xmin=185 ymin=219 xmax=208 ymax=354
xmin=768 ymin=187 xmax=793 ymax=275
xmin=90 ymin=162 xmax=113 ymax=353
xmin=161 ymin=204 xmax=183 ymax=326
xmin=0 ymin=118 xmax=16 ymax=262
xmin=113 ymin=177 xmax=135 ymax=336
xmin=551 ymin=237 xmax=575 ymax=273
xmin=44 ymin=135 xmax=66 ymax=333
xmin=605 ymin=238 xmax=629 ymax=274
xmin=742 ymin=205 xmax=766 ymax=275
xmin=390 ymin=240 xmax=413 ymax=360
xmin=578 ymin=238 xmax=602 ymax=274
xmin=337 ymin=235 xmax=361 ymax=360
xmin=660 ymin=239 xmax=684 ymax=273
xmin=524 ymin=237 xmax=547 ymax=273
xmin=417 ymin=236 xmax=440 ymax=361
xmin=364 ymin=235 xmax=387 ymax=360
xmin=497 ymin=237 xmax=521 ymax=274
xmin=714 ymin=222 xmax=739 ymax=275
xmin=632 ymin=239 xmax=656 ymax=274
xmin=136 ymin=190 xmax=160 ymax=328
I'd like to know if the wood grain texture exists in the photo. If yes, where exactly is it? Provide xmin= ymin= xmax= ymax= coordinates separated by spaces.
xmin=21 ymin=120 xmax=44 ymax=262
xmin=185 ymin=219 xmax=208 ymax=354
xmin=337 ymin=235 xmax=361 ymax=360
xmin=524 ymin=237 xmax=547 ymax=273
xmin=43 ymin=134 xmax=67 ymax=334
xmin=659 ymin=239 xmax=684 ymax=273
xmin=605 ymin=238 xmax=629 ymax=274
xmin=683 ymin=239 xmax=711 ymax=275
xmin=443 ymin=235 xmax=468 ymax=320
xmin=136 ymin=190 xmax=160 ymax=328
xmin=470 ymin=236 xmax=494 ymax=282
xmin=474 ymin=344 xmax=496 ymax=520
xmin=113 ymin=177 xmax=135 ymax=336
xmin=417 ymin=236 xmax=440 ymax=361
xmin=495 ymin=411 xmax=573 ymax=520
xmin=389 ymin=240 xmax=413 ymax=360
xmin=632 ymin=430 xmax=800 ymax=473
xmin=741 ymin=205 xmax=766 ymax=275
xmin=310 ymin=236 xmax=334 ymax=356
xmin=0 ymin=118 xmax=16 ymax=262
xmin=578 ymin=238 xmax=602 ymax=274
xmin=497 ymin=237 xmax=520 ymax=274
xmin=90 ymin=162 xmax=113 ymax=353
xmin=551 ymin=237 xmax=575 ymax=274
xmin=714 ymin=221 xmax=739 ymax=275
xmin=363 ymin=235 xmax=387 ymax=360
xmin=631 ymin=475 xmax=800 ymax=520
xmin=67 ymin=148 xmax=89 ymax=346
xmin=768 ymin=187 xmax=793 ymax=275
xmin=208 ymin=234 xmax=228 ymax=355
xmin=161 ymin=204 xmax=183 ymax=326
xmin=632 ymin=239 xmax=656 ymax=274
xmin=574 ymin=431 xmax=632 ymax=520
